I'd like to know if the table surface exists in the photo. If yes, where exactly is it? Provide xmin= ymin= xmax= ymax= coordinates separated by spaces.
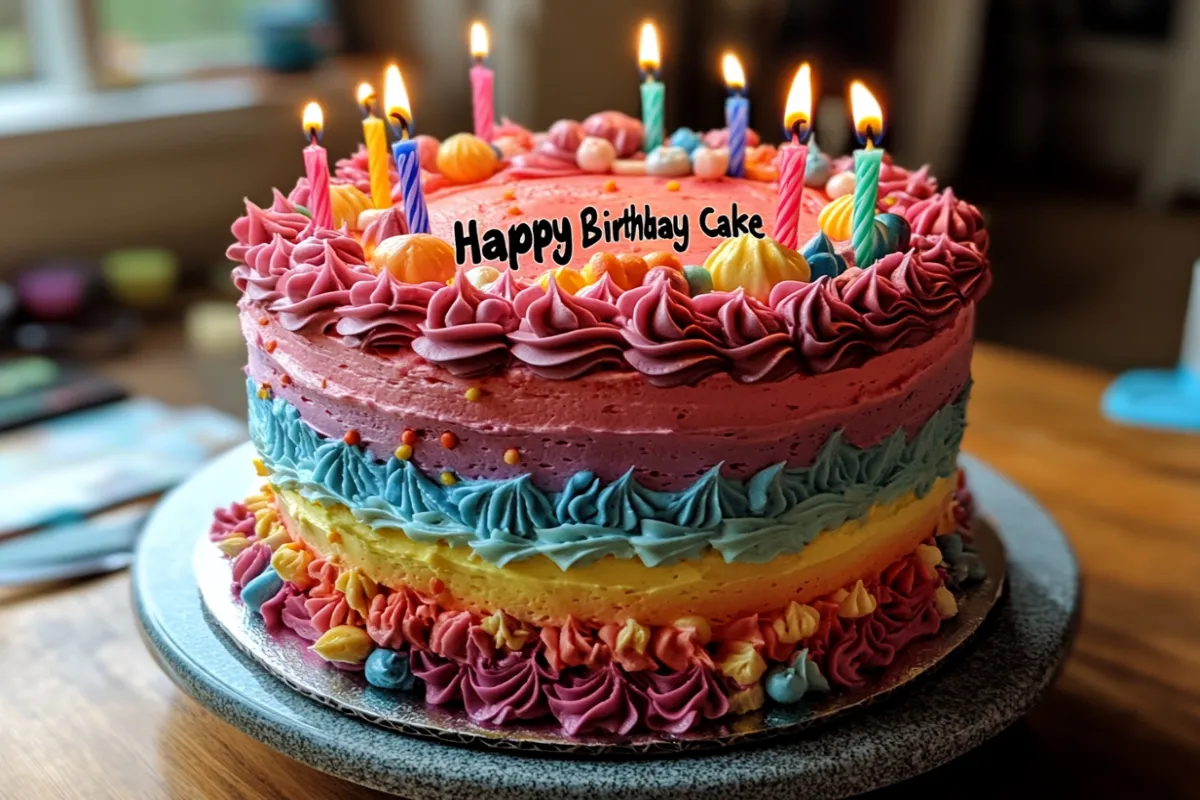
xmin=3 ymin=339 xmax=1199 ymax=799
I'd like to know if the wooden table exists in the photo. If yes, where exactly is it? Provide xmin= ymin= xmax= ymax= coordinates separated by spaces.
xmin=3 ymin=343 xmax=1199 ymax=799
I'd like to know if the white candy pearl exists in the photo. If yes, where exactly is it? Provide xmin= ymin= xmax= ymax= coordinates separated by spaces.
xmin=645 ymin=146 xmax=692 ymax=177
xmin=692 ymin=146 xmax=729 ymax=180
xmin=575 ymin=136 xmax=617 ymax=173
xmin=826 ymin=171 xmax=856 ymax=199
xmin=467 ymin=266 xmax=501 ymax=288
xmin=611 ymin=158 xmax=647 ymax=176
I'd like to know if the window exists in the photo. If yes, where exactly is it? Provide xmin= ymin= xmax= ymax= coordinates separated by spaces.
xmin=0 ymin=2 xmax=34 ymax=83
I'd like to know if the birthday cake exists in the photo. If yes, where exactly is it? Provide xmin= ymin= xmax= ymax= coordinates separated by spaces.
xmin=215 ymin=56 xmax=991 ymax=736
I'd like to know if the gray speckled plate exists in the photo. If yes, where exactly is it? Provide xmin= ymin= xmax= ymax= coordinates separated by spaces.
xmin=134 ymin=444 xmax=1079 ymax=800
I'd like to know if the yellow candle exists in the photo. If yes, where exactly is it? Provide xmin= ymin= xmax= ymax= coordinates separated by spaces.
xmin=357 ymin=82 xmax=392 ymax=209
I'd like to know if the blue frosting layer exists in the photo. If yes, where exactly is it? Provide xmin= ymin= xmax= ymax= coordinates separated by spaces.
xmin=248 ymin=379 xmax=967 ymax=570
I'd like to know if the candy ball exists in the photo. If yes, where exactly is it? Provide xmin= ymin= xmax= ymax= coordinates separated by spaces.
xmin=416 ymin=135 xmax=440 ymax=172
xmin=536 ymin=266 xmax=586 ymax=295
xmin=330 ymin=183 xmax=372 ymax=230
xmin=692 ymin=146 xmax=729 ymax=180
xmin=616 ymin=253 xmax=649 ymax=287
xmin=669 ymin=127 xmax=703 ymax=155
xmin=875 ymin=213 xmax=912 ymax=253
xmin=804 ymin=150 xmax=833 ymax=188
xmin=826 ymin=171 xmax=856 ymax=199
xmin=372 ymin=234 xmax=457 ymax=284
xmin=436 ymin=133 xmax=500 ymax=184
xmin=683 ymin=265 xmax=713 ymax=296
xmin=466 ymin=266 xmax=502 ymax=288
xmin=581 ymin=252 xmax=627 ymax=288
xmin=644 ymin=265 xmax=689 ymax=294
xmin=575 ymin=136 xmax=618 ymax=173
xmin=645 ymin=251 xmax=683 ymax=272
xmin=612 ymin=158 xmax=646 ymax=176
xmin=645 ymin=146 xmax=692 ymax=178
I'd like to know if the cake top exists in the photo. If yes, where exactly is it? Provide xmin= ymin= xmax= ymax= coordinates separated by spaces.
xmin=229 ymin=104 xmax=990 ymax=388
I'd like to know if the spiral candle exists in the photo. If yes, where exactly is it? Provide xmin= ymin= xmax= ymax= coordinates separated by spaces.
xmin=641 ymin=79 xmax=665 ymax=153
xmin=725 ymin=94 xmax=748 ymax=178
xmin=471 ymin=63 xmax=495 ymax=142
xmin=773 ymin=140 xmax=807 ymax=249
xmin=393 ymin=137 xmax=430 ymax=234
xmin=362 ymin=115 xmax=392 ymax=209
xmin=852 ymin=146 xmax=883 ymax=267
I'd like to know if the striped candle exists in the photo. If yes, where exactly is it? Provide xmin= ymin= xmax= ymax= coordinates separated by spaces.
xmin=469 ymin=22 xmax=494 ymax=141
xmin=393 ymin=137 xmax=429 ymax=234
xmin=851 ymin=146 xmax=883 ymax=267
xmin=301 ymin=102 xmax=332 ymax=229
xmin=773 ymin=140 xmax=807 ymax=249
xmin=725 ymin=95 xmax=748 ymax=178
xmin=638 ymin=22 xmax=664 ymax=152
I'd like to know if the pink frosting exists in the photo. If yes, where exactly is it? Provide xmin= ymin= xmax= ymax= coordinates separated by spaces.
xmin=410 ymin=651 xmax=466 ymax=705
xmin=280 ymin=589 xmax=321 ymax=642
xmin=305 ymin=593 xmax=361 ymax=636
xmin=335 ymin=273 xmax=439 ymax=354
xmin=581 ymin=111 xmax=645 ymax=158
xmin=546 ymin=661 xmax=647 ymax=736
xmin=362 ymin=207 xmax=408 ymax=253
xmin=508 ymin=280 xmax=628 ymax=379
xmin=651 ymin=624 xmax=715 ymax=672
xmin=261 ymin=583 xmax=302 ymax=636
xmin=232 ymin=234 xmax=295 ymax=304
xmin=209 ymin=501 xmax=255 ymax=543
xmin=227 ymin=192 xmax=310 ymax=264
xmin=429 ymin=610 xmax=497 ymax=663
xmin=462 ymin=647 xmax=556 ymax=724
xmin=597 ymin=623 xmax=657 ymax=672
xmin=703 ymin=127 xmax=761 ymax=149
xmin=543 ymin=119 xmax=585 ymax=159
xmin=492 ymin=117 xmax=536 ymax=152
xmin=639 ymin=663 xmax=731 ymax=734
xmin=269 ymin=236 xmax=373 ymax=334
xmin=912 ymin=234 xmax=990 ymax=304
xmin=506 ymin=119 xmax=585 ymax=179
xmin=617 ymin=281 xmax=728 ymax=387
xmin=366 ymin=587 xmax=439 ymax=650
xmin=879 ymin=163 xmax=937 ymax=212
xmin=905 ymin=189 xmax=989 ymax=252
xmin=230 ymin=542 xmax=270 ymax=590
xmin=692 ymin=290 xmax=799 ymax=383
xmin=484 ymin=270 xmax=530 ymax=302
xmin=576 ymin=273 xmax=625 ymax=303
xmin=412 ymin=269 xmax=519 ymax=377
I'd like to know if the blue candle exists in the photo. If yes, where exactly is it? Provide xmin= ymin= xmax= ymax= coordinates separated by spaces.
xmin=722 ymin=53 xmax=748 ymax=178
xmin=638 ymin=22 xmax=665 ymax=152
xmin=384 ymin=65 xmax=430 ymax=235
xmin=849 ymin=80 xmax=885 ymax=268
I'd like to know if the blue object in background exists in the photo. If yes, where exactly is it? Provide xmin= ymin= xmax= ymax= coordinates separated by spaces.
xmin=1103 ymin=259 xmax=1200 ymax=433
xmin=250 ymin=1 xmax=334 ymax=73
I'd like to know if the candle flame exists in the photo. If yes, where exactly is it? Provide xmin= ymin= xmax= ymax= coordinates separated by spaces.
xmin=850 ymin=80 xmax=884 ymax=146
xmin=721 ymin=52 xmax=745 ymax=91
xmin=356 ymin=82 xmax=376 ymax=110
xmin=783 ymin=63 xmax=812 ymax=140
xmin=384 ymin=64 xmax=412 ymax=134
xmin=470 ymin=21 xmax=489 ymax=59
xmin=638 ymin=21 xmax=660 ymax=73
xmin=302 ymin=101 xmax=324 ymax=143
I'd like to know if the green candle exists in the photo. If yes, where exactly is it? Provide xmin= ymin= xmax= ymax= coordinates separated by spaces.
xmin=849 ymin=80 xmax=884 ymax=268
xmin=638 ymin=22 xmax=664 ymax=152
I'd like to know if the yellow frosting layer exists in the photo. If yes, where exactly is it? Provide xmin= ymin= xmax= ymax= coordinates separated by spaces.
xmin=274 ymin=475 xmax=953 ymax=627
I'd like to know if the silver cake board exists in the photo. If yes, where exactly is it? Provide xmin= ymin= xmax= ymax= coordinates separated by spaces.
xmin=134 ymin=443 xmax=1079 ymax=799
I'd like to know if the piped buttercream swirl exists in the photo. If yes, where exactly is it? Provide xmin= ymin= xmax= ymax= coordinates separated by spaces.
xmin=617 ymin=281 xmax=728 ymax=387
xmin=905 ymin=189 xmax=989 ymax=251
xmin=269 ymin=236 xmax=373 ymax=333
xmin=335 ymin=272 xmax=440 ymax=353
xmin=412 ymin=268 xmax=519 ymax=377
xmin=692 ymin=289 xmax=798 ymax=383
xmin=508 ymin=279 xmax=628 ymax=379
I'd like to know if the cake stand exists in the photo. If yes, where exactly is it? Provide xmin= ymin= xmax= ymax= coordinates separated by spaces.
xmin=134 ymin=444 xmax=1079 ymax=800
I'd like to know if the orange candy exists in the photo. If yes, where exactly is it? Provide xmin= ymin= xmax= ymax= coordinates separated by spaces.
xmin=401 ymin=428 xmax=417 ymax=446
xmin=580 ymin=252 xmax=627 ymax=289
xmin=343 ymin=429 xmax=361 ymax=446
xmin=617 ymin=253 xmax=649 ymax=288
xmin=440 ymin=431 xmax=459 ymax=450
xmin=645 ymin=252 xmax=683 ymax=272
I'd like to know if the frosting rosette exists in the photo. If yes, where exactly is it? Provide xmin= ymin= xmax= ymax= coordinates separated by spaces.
xmin=546 ymin=661 xmax=647 ymax=736
xmin=770 ymin=277 xmax=879 ymax=373
xmin=461 ymin=646 xmax=556 ymax=725
xmin=692 ymin=289 xmax=798 ymax=383
xmin=878 ymin=163 xmax=937 ymax=213
xmin=912 ymin=233 xmax=991 ymax=303
xmin=269 ymin=235 xmax=373 ymax=333
xmin=508 ymin=279 xmax=628 ymax=379
xmin=484 ymin=269 xmax=531 ymax=302
xmin=412 ymin=268 xmax=519 ymax=377
xmin=905 ymin=188 xmax=989 ymax=252
xmin=576 ymin=273 xmax=625 ymax=304
xmin=640 ymin=663 xmax=731 ymax=734
xmin=508 ymin=119 xmax=585 ymax=178
xmin=227 ymin=191 xmax=310 ymax=264
xmin=617 ymin=280 xmax=728 ymax=387
xmin=361 ymin=207 xmax=408 ymax=255
xmin=232 ymin=234 xmax=295 ymax=303
xmin=860 ymin=249 xmax=964 ymax=333
xmin=335 ymin=272 xmax=440 ymax=353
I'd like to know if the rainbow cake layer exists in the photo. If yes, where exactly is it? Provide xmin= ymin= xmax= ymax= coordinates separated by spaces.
xmin=217 ymin=110 xmax=992 ymax=736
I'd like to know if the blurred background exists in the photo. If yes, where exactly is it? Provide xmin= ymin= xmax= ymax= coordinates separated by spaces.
xmin=0 ymin=0 xmax=1198 ymax=575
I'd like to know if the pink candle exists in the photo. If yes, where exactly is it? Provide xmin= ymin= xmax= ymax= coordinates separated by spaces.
xmin=469 ymin=22 xmax=494 ymax=141
xmin=301 ymin=102 xmax=333 ymax=229
xmin=774 ymin=138 xmax=807 ymax=249
xmin=773 ymin=63 xmax=813 ymax=250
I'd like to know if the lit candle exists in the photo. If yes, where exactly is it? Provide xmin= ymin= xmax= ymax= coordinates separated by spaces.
xmin=469 ymin=21 xmax=495 ymax=142
xmin=301 ymin=101 xmax=333 ymax=229
xmin=638 ymin=22 xmax=665 ymax=152
xmin=773 ymin=64 xmax=813 ymax=250
xmin=850 ymin=80 xmax=885 ymax=268
xmin=356 ymin=83 xmax=392 ymax=209
xmin=722 ymin=52 xmax=749 ymax=178
xmin=384 ymin=65 xmax=430 ymax=235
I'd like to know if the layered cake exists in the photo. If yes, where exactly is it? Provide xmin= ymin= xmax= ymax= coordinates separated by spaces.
xmin=214 ymin=104 xmax=991 ymax=735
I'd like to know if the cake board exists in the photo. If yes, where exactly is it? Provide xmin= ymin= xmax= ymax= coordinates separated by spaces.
xmin=134 ymin=443 xmax=1080 ymax=799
